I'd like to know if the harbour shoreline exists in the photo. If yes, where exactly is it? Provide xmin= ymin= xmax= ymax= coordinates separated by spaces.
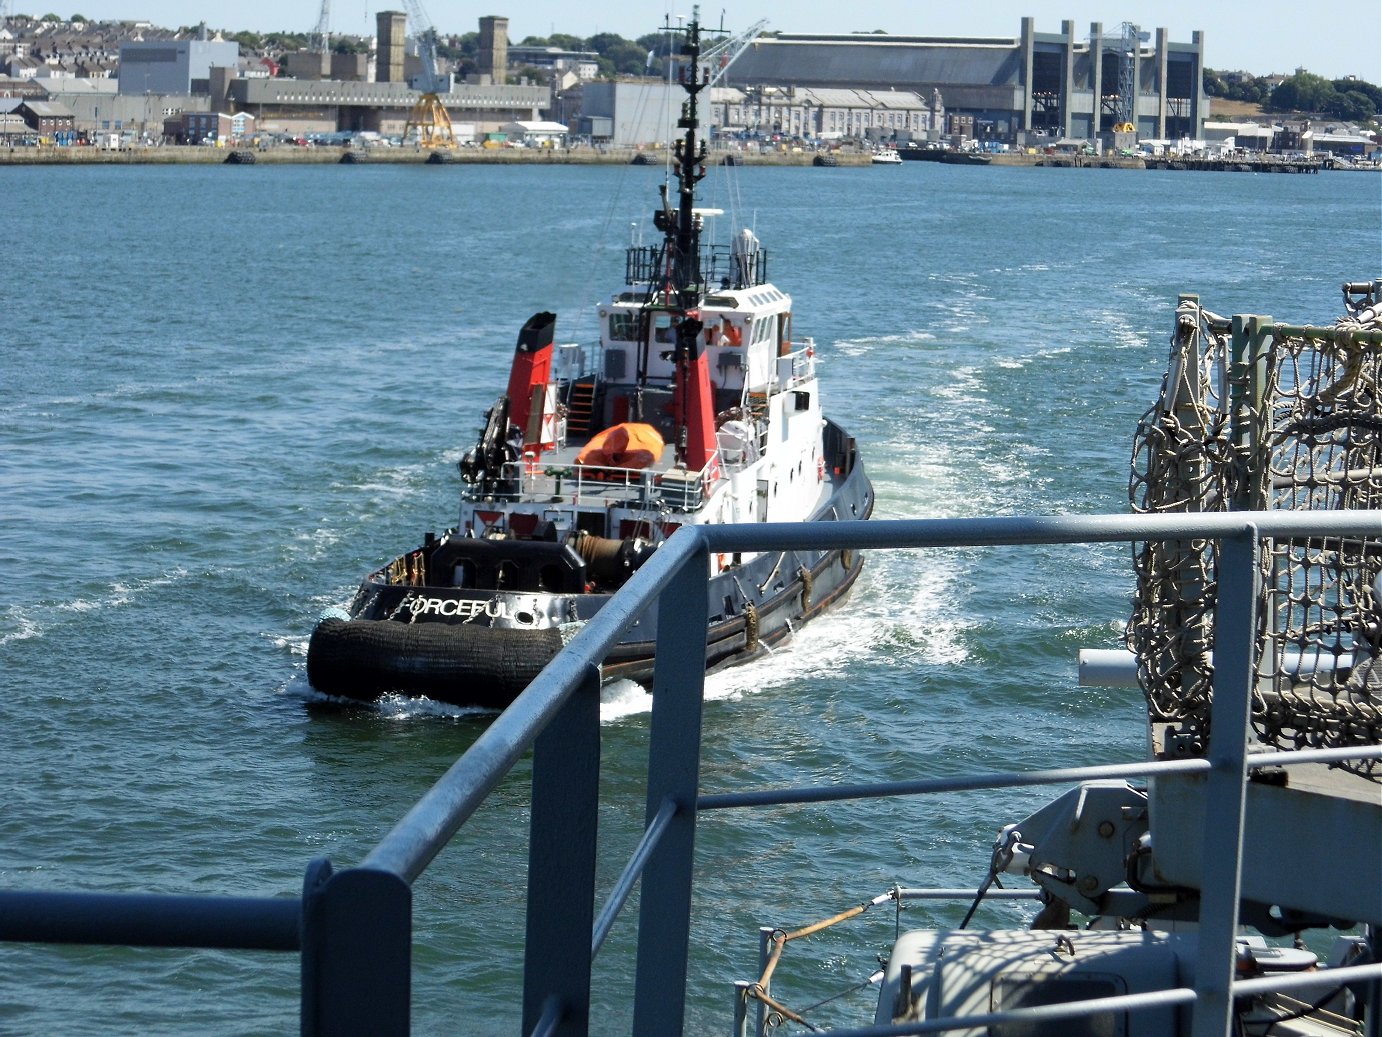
xmin=0 ymin=144 xmax=1367 ymax=171
xmin=0 ymin=144 xmax=865 ymax=166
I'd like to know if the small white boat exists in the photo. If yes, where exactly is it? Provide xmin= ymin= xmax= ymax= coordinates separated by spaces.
xmin=871 ymin=148 xmax=903 ymax=165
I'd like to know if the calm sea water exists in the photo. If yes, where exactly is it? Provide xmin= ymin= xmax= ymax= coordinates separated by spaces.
xmin=1 ymin=160 xmax=1378 ymax=1035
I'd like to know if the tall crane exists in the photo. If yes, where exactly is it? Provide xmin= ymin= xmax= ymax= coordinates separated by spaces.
xmin=402 ymin=0 xmax=456 ymax=148
xmin=309 ymin=0 xmax=330 ymax=54
xmin=1113 ymin=21 xmax=1148 ymax=133
xmin=696 ymin=17 xmax=766 ymax=85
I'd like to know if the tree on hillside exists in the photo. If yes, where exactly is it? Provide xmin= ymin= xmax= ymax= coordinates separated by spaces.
xmin=1267 ymin=70 xmax=1382 ymax=119
xmin=1333 ymin=90 xmax=1377 ymax=121
xmin=435 ymin=31 xmax=477 ymax=78
xmin=636 ymin=30 xmax=684 ymax=71
xmin=268 ymin=31 xmax=310 ymax=50
xmin=1269 ymin=70 xmax=1335 ymax=113
xmin=1336 ymin=78 xmax=1382 ymax=111
xmin=1203 ymin=69 xmax=1272 ymax=104
xmin=435 ymin=32 xmax=477 ymax=59
xmin=520 ymin=33 xmax=584 ymax=49
xmin=586 ymin=32 xmax=650 ymax=76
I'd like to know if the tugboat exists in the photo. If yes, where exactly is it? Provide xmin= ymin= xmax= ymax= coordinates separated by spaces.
xmin=306 ymin=14 xmax=874 ymax=708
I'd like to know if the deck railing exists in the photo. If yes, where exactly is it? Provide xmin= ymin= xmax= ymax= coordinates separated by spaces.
xmin=2 ymin=512 xmax=1381 ymax=1036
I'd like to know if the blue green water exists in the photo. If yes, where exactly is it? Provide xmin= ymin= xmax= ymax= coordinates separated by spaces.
xmin=1 ymin=160 xmax=1378 ymax=1034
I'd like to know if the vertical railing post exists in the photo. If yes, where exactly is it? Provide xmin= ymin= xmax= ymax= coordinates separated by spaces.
xmin=732 ymin=980 xmax=752 ymax=1037
xmin=757 ymin=925 xmax=774 ymax=1036
xmin=633 ymin=534 xmax=711 ymax=1035
xmin=522 ymin=663 xmax=602 ymax=1036
xmin=1190 ymin=526 xmax=1258 ymax=1037
xmin=1368 ymin=923 xmax=1382 ymax=1037
xmin=300 ymin=858 xmax=411 ymax=1037
xmin=1229 ymin=314 xmax=1273 ymax=511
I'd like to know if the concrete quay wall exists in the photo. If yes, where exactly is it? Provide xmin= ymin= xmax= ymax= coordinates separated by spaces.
xmin=2 ymin=145 xmax=1364 ymax=173
xmin=0 ymin=144 xmax=871 ymax=167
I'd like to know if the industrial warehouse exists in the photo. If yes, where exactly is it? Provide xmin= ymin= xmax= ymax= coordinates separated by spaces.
xmin=718 ymin=20 xmax=1206 ymax=146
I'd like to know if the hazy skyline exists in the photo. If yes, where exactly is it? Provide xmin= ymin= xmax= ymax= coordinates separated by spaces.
xmin=41 ymin=1 xmax=1382 ymax=81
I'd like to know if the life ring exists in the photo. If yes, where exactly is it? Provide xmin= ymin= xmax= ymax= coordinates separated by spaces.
xmin=817 ymin=456 xmax=825 ymax=482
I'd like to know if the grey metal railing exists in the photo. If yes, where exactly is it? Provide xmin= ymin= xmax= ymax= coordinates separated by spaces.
xmin=2 ymin=512 xmax=1381 ymax=1036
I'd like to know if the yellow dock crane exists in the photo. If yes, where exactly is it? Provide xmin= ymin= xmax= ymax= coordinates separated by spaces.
xmin=402 ymin=0 xmax=456 ymax=149
xmin=1112 ymin=21 xmax=1147 ymax=135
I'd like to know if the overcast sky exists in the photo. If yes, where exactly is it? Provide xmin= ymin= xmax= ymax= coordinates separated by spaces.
xmin=56 ymin=0 xmax=1382 ymax=81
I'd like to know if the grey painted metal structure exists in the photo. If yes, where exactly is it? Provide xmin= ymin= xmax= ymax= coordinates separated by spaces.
xmin=1 ymin=511 xmax=1379 ymax=1035
xmin=578 ymin=81 xmax=698 ymax=147
xmin=117 ymin=39 xmax=238 ymax=96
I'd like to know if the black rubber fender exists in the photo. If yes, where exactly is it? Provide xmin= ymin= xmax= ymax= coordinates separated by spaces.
xmin=306 ymin=617 xmax=564 ymax=708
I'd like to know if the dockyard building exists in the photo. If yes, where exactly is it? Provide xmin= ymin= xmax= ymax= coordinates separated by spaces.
xmin=6 ymin=13 xmax=1221 ymax=149
xmin=15 ymin=98 xmax=75 ymax=138
xmin=118 ymin=38 xmax=239 ymax=96
xmin=711 ymin=85 xmax=946 ymax=142
xmin=499 ymin=120 xmax=571 ymax=146
xmin=0 ymin=97 xmax=27 ymax=138
xmin=726 ymin=18 xmax=1207 ymax=144
xmin=175 ymin=109 xmax=255 ymax=145
xmin=224 ymin=78 xmax=547 ymax=138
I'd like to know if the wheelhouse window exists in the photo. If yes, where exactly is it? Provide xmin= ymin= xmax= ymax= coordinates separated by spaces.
xmin=608 ymin=311 xmax=640 ymax=342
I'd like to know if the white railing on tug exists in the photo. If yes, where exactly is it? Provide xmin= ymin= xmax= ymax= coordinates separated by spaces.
xmin=497 ymin=453 xmax=724 ymax=510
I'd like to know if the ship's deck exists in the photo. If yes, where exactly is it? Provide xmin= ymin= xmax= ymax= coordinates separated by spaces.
xmin=465 ymin=441 xmax=713 ymax=513
xmin=1151 ymin=757 xmax=1381 ymax=924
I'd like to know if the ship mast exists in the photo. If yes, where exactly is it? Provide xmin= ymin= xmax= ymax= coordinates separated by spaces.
xmin=669 ymin=9 xmax=708 ymax=307
xmin=657 ymin=7 xmax=721 ymax=477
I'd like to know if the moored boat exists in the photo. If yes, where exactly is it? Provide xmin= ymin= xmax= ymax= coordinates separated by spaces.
xmin=897 ymin=142 xmax=993 ymax=164
xmin=897 ymin=142 xmax=944 ymax=161
xmin=941 ymin=148 xmax=993 ymax=165
xmin=306 ymin=18 xmax=874 ymax=708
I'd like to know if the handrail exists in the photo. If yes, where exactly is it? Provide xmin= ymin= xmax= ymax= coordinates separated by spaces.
xmin=2 ymin=510 xmax=1378 ymax=1036
xmin=362 ymin=528 xmax=705 ymax=883
xmin=698 ymin=745 xmax=1382 ymax=811
xmin=0 ymin=890 xmax=301 ymax=950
